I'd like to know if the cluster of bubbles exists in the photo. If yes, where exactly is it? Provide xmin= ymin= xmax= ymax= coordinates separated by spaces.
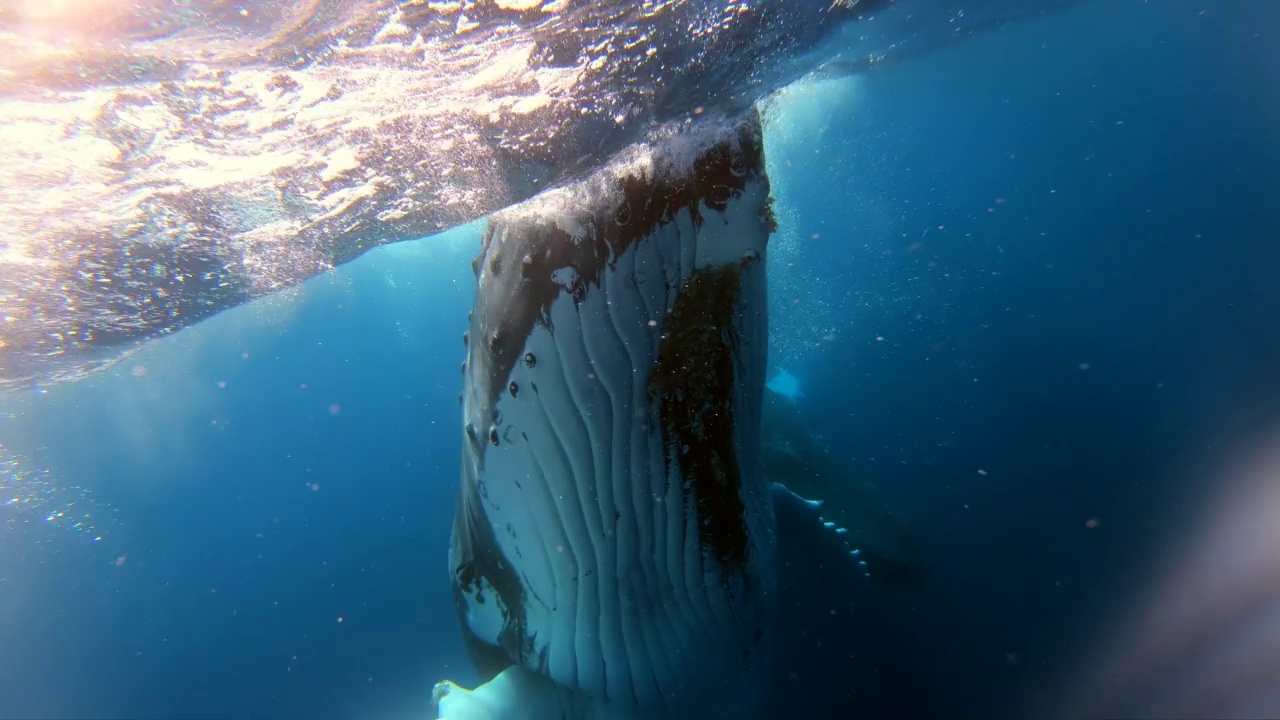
xmin=761 ymin=76 xmax=887 ymax=373
xmin=0 ymin=443 xmax=114 ymax=543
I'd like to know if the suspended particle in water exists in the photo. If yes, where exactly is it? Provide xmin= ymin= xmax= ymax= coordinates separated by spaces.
xmin=0 ymin=443 xmax=117 ymax=544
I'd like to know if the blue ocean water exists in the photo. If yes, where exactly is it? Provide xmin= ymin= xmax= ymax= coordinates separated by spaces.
xmin=1 ymin=1 xmax=1276 ymax=719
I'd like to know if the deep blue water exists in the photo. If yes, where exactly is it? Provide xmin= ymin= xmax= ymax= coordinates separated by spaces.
xmin=2 ymin=1 xmax=1277 ymax=718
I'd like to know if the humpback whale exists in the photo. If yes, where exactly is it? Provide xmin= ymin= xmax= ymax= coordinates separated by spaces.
xmin=439 ymin=110 xmax=781 ymax=719
xmin=436 ymin=107 xmax=926 ymax=719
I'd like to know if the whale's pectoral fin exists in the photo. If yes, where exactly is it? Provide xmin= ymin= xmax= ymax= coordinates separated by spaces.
xmin=434 ymin=666 xmax=573 ymax=720
xmin=763 ymin=392 xmax=929 ymax=590
xmin=768 ymin=466 xmax=929 ymax=591
xmin=771 ymin=482 xmax=875 ymax=585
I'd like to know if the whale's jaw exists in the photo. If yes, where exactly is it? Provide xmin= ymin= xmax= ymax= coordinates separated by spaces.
xmin=441 ymin=111 xmax=777 ymax=719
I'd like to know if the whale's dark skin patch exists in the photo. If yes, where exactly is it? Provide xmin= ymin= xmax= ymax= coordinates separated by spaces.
xmin=649 ymin=264 xmax=755 ymax=576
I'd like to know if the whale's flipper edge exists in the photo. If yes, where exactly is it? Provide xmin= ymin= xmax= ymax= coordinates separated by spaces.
xmin=763 ymin=390 xmax=930 ymax=590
